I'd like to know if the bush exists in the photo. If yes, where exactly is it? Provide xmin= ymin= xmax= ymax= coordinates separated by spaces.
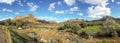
xmin=15 ymin=22 xmax=23 ymax=28
xmin=100 ymin=18 xmax=120 ymax=37
xmin=58 ymin=23 xmax=81 ymax=34
xmin=5 ymin=18 xmax=12 ymax=26
xmin=79 ymin=31 xmax=89 ymax=39
xmin=79 ymin=22 xmax=87 ymax=28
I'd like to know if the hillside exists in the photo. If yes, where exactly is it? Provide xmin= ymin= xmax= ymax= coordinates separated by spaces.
xmin=1 ymin=15 xmax=120 ymax=43
xmin=12 ymin=14 xmax=41 ymax=25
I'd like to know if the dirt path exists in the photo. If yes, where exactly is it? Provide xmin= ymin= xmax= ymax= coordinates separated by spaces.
xmin=0 ymin=29 xmax=6 ymax=43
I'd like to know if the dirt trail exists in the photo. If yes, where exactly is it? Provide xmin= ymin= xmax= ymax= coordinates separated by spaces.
xmin=0 ymin=29 xmax=6 ymax=43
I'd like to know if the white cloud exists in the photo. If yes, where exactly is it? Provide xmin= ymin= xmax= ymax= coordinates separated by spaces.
xmin=111 ymin=0 xmax=114 ymax=2
xmin=84 ymin=0 xmax=111 ymax=18
xmin=68 ymin=7 xmax=79 ymax=13
xmin=78 ymin=13 xmax=83 ymax=16
xmin=55 ymin=7 xmax=79 ymax=14
xmin=48 ymin=2 xmax=56 ymax=10
xmin=2 ymin=8 xmax=13 ymax=12
xmin=64 ymin=18 xmax=71 ymax=21
xmin=82 ymin=0 xmax=108 ymax=7
xmin=57 ymin=1 xmax=62 ymax=5
xmin=40 ymin=16 xmax=53 ymax=19
xmin=15 ymin=12 xmax=20 ymax=15
xmin=17 ymin=0 xmax=23 ymax=6
xmin=64 ymin=0 xmax=76 ymax=6
xmin=0 ymin=0 xmax=15 ymax=5
xmin=0 ymin=17 xmax=13 ymax=21
xmin=55 ymin=10 xmax=64 ymax=14
xmin=70 ymin=7 xmax=79 ymax=11
xmin=27 ymin=2 xmax=39 ymax=11
xmin=87 ymin=6 xmax=111 ymax=18
xmin=117 ymin=2 xmax=120 ymax=5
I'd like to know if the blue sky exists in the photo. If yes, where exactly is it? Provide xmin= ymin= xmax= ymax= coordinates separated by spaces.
xmin=0 ymin=0 xmax=120 ymax=22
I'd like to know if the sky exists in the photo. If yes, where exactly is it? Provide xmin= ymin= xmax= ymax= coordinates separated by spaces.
xmin=0 ymin=0 xmax=120 ymax=22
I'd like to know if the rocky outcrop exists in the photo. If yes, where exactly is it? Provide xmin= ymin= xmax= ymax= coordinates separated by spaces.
xmin=13 ymin=14 xmax=40 ymax=25
xmin=64 ymin=18 xmax=84 ymax=24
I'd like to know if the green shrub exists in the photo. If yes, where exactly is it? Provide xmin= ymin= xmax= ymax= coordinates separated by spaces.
xmin=5 ymin=18 xmax=11 ymax=26
xmin=80 ymin=22 xmax=87 ymax=28
xmin=100 ymin=18 xmax=120 ymax=37
xmin=79 ymin=31 xmax=89 ymax=39
xmin=15 ymin=22 xmax=23 ymax=28
xmin=58 ymin=23 xmax=81 ymax=34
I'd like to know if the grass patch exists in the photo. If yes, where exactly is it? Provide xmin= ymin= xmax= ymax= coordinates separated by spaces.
xmin=79 ymin=26 xmax=100 ymax=32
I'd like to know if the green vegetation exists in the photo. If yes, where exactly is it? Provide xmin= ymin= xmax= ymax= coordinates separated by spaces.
xmin=79 ymin=26 xmax=100 ymax=32
xmin=2 ymin=15 xmax=120 ymax=43
xmin=80 ymin=22 xmax=87 ymax=28
xmin=5 ymin=18 xmax=12 ymax=26
xmin=100 ymin=18 xmax=120 ymax=37
xmin=15 ymin=22 xmax=23 ymax=28
xmin=5 ymin=19 xmax=14 ymax=30
xmin=11 ymin=31 xmax=30 ymax=43
xmin=58 ymin=23 xmax=81 ymax=34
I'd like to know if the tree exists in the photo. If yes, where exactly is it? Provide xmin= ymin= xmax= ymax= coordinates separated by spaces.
xmin=100 ymin=18 xmax=120 ymax=37
xmin=16 ymin=22 xmax=23 ymax=28
xmin=5 ymin=18 xmax=14 ymax=30
xmin=5 ymin=18 xmax=11 ymax=26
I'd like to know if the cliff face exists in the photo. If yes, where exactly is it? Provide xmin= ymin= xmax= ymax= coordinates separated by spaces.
xmin=13 ymin=14 xmax=41 ymax=25
xmin=0 ymin=29 xmax=6 ymax=43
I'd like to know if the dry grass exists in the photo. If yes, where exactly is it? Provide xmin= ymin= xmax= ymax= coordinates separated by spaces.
xmin=13 ymin=28 xmax=78 ymax=43
xmin=79 ymin=38 xmax=120 ymax=43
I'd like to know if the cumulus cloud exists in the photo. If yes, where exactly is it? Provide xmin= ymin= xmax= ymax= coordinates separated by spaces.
xmin=55 ymin=7 xmax=79 ymax=14
xmin=27 ymin=2 xmax=39 ymax=11
xmin=2 ymin=8 xmax=13 ymax=12
xmin=48 ymin=2 xmax=56 ymax=10
xmin=68 ymin=7 xmax=79 ymax=13
xmin=82 ymin=0 xmax=109 ymax=7
xmin=64 ymin=0 xmax=76 ymax=6
xmin=57 ymin=1 xmax=62 ymax=5
xmin=111 ymin=0 xmax=114 ymax=2
xmin=15 ymin=12 xmax=20 ymax=15
xmin=64 ymin=18 xmax=71 ymax=21
xmin=70 ymin=7 xmax=79 ymax=11
xmin=40 ymin=16 xmax=53 ymax=19
xmin=17 ymin=0 xmax=23 ymax=6
xmin=87 ymin=6 xmax=111 ymax=18
xmin=0 ymin=0 xmax=15 ymax=5
xmin=82 ymin=0 xmax=111 ymax=18
xmin=117 ymin=2 xmax=120 ymax=5
xmin=78 ymin=13 xmax=83 ymax=16
xmin=55 ymin=10 xmax=64 ymax=14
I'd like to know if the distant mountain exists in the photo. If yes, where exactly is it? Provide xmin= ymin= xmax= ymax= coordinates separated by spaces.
xmin=63 ymin=18 xmax=85 ymax=24
xmin=87 ymin=16 xmax=120 ymax=26
xmin=90 ymin=16 xmax=120 ymax=22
